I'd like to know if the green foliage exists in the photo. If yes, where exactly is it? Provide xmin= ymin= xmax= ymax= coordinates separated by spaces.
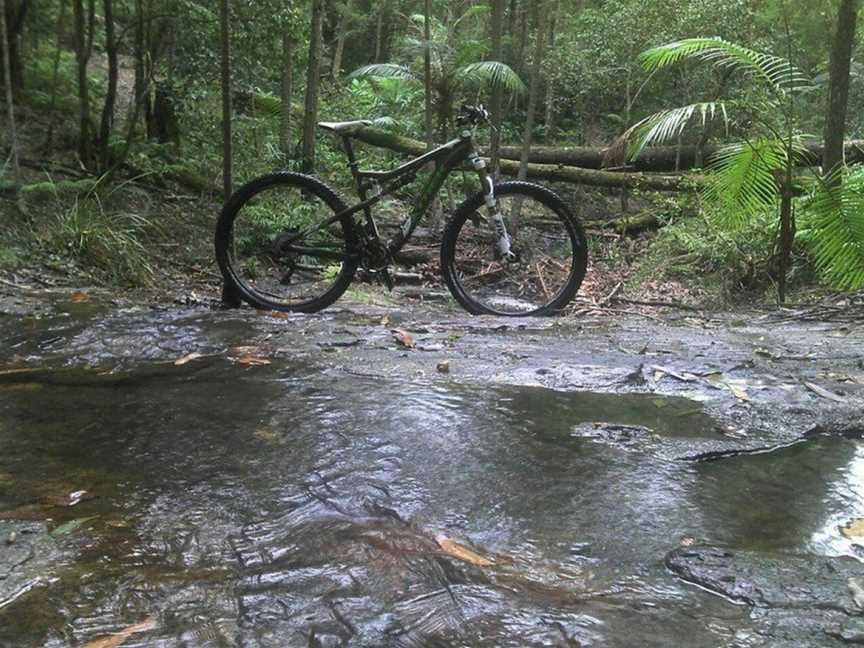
xmin=639 ymin=37 xmax=811 ymax=96
xmin=631 ymin=32 xmax=864 ymax=291
xmin=636 ymin=204 xmax=778 ymax=293
xmin=799 ymin=167 xmax=864 ymax=290
xmin=32 ymin=194 xmax=156 ymax=285
xmin=628 ymin=102 xmax=727 ymax=155
xmin=702 ymin=139 xmax=788 ymax=226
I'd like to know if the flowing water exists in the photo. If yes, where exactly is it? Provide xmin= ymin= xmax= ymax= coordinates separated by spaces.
xmin=1 ymin=303 xmax=863 ymax=646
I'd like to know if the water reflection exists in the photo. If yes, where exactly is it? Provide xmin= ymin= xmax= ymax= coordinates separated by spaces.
xmin=811 ymin=442 xmax=864 ymax=557
xmin=0 ymin=366 xmax=857 ymax=647
xmin=694 ymin=437 xmax=863 ymax=554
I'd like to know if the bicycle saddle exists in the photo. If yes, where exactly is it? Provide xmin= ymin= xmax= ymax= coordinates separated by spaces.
xmin=317 ymin=120 xmax=372 ymax=134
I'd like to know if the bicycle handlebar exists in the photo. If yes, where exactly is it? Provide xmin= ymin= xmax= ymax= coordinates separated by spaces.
xmin=456 ymin=104 xmax=490 ymax=127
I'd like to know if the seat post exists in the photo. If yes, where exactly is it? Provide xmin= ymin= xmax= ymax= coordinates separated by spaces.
xmin=341 ymin=136 xmax=367 ymax=199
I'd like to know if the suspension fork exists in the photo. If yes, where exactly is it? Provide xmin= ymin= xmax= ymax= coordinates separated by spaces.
xmin=467 ymin=149 xmax=513 ymax=259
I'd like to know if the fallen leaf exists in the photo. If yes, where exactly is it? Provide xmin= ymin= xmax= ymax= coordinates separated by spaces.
xmin=44 ymin=490 xmax=89 ymax=507
xmin=229 ymin=345 xmax=262 ymax=356
xmin=51 ymin=516 xmax=98 ymax=536
xmin=841 ymin=519 xmax=864 ymax=540
xmin=436 ymin=536 xmax=494 ymax=567
xmin=263 ymin=310 xmax=292 ymax=319
xmin=651 ymin=365 xmax=698 ymax=382
xmin=83 ymin=615 xmax=158 ymax=648
xmin=392 ymin=328 xmax=415 ymax=349
xmin=727 ymin=384 xmax=751 ymax=402
xmin=174 ymin=352 xmax=204 ymax=366
xmin=804 ymin=382 xmax=845 ymax=403
xmin=703 ymin=372 xmax=726 ymax=388
xmin=235 ymin=355 xmax=272 ymax=366
xmin=253 ymin=428 xmax=279 ymax=443
xmin=70 ymin=291 xmax=90 ymax=303
xmin=702 ymin=373 xmax=751 ymax=401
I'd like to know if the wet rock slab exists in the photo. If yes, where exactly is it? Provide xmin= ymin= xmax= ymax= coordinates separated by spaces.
xmin=667 ymin=545 xmax=864 ymax=611
xmin=0 ymin=522 xmax=59 ymax=609
xmin=667 ymin=545 xmax=864 ymax=645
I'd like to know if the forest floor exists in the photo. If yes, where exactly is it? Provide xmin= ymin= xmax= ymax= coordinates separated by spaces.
xmin=1 ymin=276 xmax=864 ymax=646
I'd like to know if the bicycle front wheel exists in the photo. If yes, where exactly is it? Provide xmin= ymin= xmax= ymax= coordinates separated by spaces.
xmin=441 ymin=181 xmax=588 ymax=316
xmin=215 ymin=172 xmax=359 ymax=313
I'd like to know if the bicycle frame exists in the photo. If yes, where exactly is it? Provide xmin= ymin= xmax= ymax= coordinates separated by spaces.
xmin=345 ymin=134 xmax=471 ymax=255
xmin=286 ymin=129 xmax=509 ymax=263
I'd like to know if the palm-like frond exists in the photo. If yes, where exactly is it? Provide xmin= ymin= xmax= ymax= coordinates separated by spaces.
xmin=348 ymin=64 xmax=418 ymax=83
xmin=639 ymin=37 xmax=810 ymax=95
xmin=703 ymin=139 xmax=787 ymax=227
xmin=625 ymin=102 xmax=727 ymax=157
xmin=455 ymin=61 xmax=526 ymax=94
xmin=801 ymin=167 xmax=864 ymax=289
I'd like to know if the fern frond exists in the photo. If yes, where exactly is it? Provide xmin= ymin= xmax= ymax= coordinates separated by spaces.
xmin=625 ymin=102 xmax=727 ymax=157
xmin=703 ymin=139 xmax=786 ymax=227
xmin=640 ymin=37 xmax=810 ymax=95
xmin=348 ymin=64 xmax=418 ymax=83
xmin=456 ymin=61 xmax=526 ymax=94
xmin=801 ymin=167 xmax=864 ymax=289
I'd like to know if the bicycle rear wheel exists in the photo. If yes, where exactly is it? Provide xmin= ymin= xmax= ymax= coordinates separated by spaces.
xmin=441 ymin=181 xmax=588 ymax=316
xmin=215 ymin=172 xmax=359 ymax=313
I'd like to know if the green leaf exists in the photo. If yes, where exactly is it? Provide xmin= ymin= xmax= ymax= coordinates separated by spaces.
xmin=625 ymin=102 xmax=727 ymax=157
xmin=639 ymin=37 xmax=811 ymax=96
xmin=456 ymin=61 xmax=526 ymax=94
xmin=703 ymin=139 xmax=787 ymax=227
xmin=348 ymin=64 xmax=418 ymax=83
xmin=801 ymin=166 xmax=864 ymax=290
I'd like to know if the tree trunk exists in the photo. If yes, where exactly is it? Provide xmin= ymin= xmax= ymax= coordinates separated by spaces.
xmin=301 ymin=0 xmax=324 ymax=173
xmin=133 ymin=0 xmax=146 ymax=131
xmin=543 ymin=0 xmax=561 ymax=141
xmin=318 ymin=125 xmax=702 ymax=192
xmin=506 ymin=0 xmax=518 ymax=65
xmin=0 ymin=0 xmax=25 ymax=97
xmin=218 ymin=0 xmax=232 ymax=197
xmin=423 ymin=0 xmax=433 ymax=151
xmin=374 ymin=0 xmax=389 ymax=62
xmin=279 ymin=29 xmax=294 ymax=163
xmin=822 ymin=0 xmax=859 ymax=180
xmin=517 ymin=0 xmax=546 ymax=183
xmin=777 ymin=153 xmax=795 ymax=305
xmin=0 ymin=0 xmax=19 ymax=183
xmin=45 ymin=0 xmax=69 ymax=149
xmin=489 ymin=0 xmax=505 ymax=176
xmin=98 ymin=0 xmax=118 ymax=172
xmin=72 ymin=0 xmax=94 ymax=167
xmin=331 ymin=0 xmax=351 ymax=81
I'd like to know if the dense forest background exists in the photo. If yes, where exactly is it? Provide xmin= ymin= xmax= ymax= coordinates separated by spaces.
xmin=0 ymin=0 xmax=862 ymax=306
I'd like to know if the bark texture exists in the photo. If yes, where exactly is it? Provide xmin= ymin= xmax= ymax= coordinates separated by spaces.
xmin=219 ymin=0 xmax=232 ymax=196
xmin=301 ymin=0 xmax=325 ymax=173
xmin=351 ymin=127 xmax=699 ymax=192
xmin=822 ymin=0 xmax=859 ymax=177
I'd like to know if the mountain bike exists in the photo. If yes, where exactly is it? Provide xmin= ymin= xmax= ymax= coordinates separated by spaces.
xmin=215 ymin=105 xmax=588 ymax=316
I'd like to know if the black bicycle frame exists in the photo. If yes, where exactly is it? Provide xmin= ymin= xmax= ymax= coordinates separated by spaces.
xmin=286 ymin=132 xmax=486 ymax=263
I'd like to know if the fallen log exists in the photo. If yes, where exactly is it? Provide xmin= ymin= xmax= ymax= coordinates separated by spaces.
xmin=353 ymin=127 xmax=699 ymax=192
xmin=494 ymin=140 xmax=864 ymax=172
xmin=350 ymin=127 xmax=864 ymax=173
